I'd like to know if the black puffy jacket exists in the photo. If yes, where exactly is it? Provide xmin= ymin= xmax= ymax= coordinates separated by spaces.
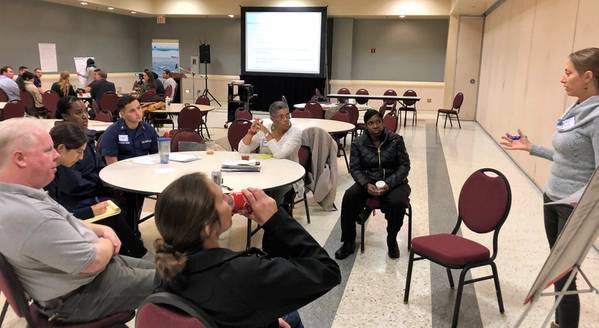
xmin=349 ymin=129 xmax=410 ymax=189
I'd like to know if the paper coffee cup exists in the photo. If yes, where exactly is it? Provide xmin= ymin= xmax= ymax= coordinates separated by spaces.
xmin=375 ymin=181 xmax=386 ymax=189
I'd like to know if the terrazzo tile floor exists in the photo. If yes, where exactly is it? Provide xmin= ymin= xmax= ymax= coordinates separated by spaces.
xmin=2 ymin=110 xmax=599 ymax=327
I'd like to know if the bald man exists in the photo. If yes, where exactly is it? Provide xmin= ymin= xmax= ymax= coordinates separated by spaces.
xmin=0 ymin=118 xmax=154 ymax=323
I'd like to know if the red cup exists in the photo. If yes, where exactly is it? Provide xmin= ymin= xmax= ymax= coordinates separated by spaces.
xmin=241 ymin=154 xmax=250 ymax=161
xmin=229 ymin=192 xmax=251 ymax=214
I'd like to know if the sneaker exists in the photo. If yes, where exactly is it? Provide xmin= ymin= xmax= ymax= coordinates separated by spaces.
xmin=387 ymin=236 xmax=400 ymax=259
xmin=334 ymin=242 xmax=355 ymax=260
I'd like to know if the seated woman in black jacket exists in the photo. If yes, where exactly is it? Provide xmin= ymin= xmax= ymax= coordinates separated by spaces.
xmin=46 ymin=99 xmax=146 ymax=258
xmin=335 ymin=109 xmax=411 ymax=260
xmin=154 ymin=173 xmax=341 ymax=328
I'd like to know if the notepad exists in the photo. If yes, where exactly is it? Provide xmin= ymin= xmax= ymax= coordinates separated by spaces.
xmin=85 ymin=200 xmax=121 ymax=223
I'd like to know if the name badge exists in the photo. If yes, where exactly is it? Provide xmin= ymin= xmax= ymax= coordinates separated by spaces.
xmin=118 ymin=135 xmax=129 ymax=143
xmin=559 ymin=117 xmax=575 ymax=130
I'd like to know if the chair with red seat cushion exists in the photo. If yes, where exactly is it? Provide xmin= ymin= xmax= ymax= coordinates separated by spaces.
xmin=227 ymin=119 xmax=252 ymax=151
xmin=136 ymin=292 xmax=217 ymax=328
xmin=355 ymin=88 xmax=369 ymax=105
xmin=234 ymin=107 xmax=252 ymax=120
xmin=291 ymin=108 xmax=312 ymax=118
xmin=383 ymin=111 xmax=399 ymax=133
xmin=1 ymin=101 xmax=26 ymax=120
xmin=0 ymin=253 xmax=134 ymax=328
xmin=170 ymin=130 xmax=205 ymax=152
xmin=398 ymin=90 xmax=418 ymax=127
xmin=19 ymin=90 xmax=35 ymax=116
xmin=178 ymin=105 xmax=210 ymax=138
xmin=296 ymin=145 xmax=312 ymax=224
xmin=42 ymin=91 xmax=60 ymax=119
xmin=195 ymin=95 xmax=211 ymax=135
xmin=403 ymin=168 xmax=511 ymax=328
xmin=99 ymin=91 xmax=119 ymax=117
xmin=94 ymin=110 xmax=113 ymax=122
xmin=304 ymin=101 xmax=324 ymax=119
xmin=436 ymin=92 xmax=464 ymax=128
xmin=336 ymin=87 xmax=351 ymax=104
xmin=359 ymin=197 xmax=413 ymax=253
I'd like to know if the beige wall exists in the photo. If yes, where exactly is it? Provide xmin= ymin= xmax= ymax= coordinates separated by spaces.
xmin=443 ymin=15 xmax=483 ymax=119
xmin=476 ymin=0 xmax=599 ymax=189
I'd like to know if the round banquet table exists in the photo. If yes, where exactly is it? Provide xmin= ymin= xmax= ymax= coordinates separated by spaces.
xmin=151 ymin=102 xmax=216 ymax=114
xmin=261 ymin=118 xmax=355 ymax=134
xmin=293 ymin=103 xmax=371 ymax=111
xmin=40 ymin=119 xmax=112 ymax=132
xmin=99 ymin=151 xmax=305 ymax=195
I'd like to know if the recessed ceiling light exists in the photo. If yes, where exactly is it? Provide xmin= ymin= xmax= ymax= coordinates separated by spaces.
xmin=107 ymin=7 xmax=114 ymax=10
xmin=80 ymin=1 xmax=88 ymax=5
xmin=228 ymin=14 xmax=234 ymax=18
xmin=399 ymin=15 xmax=406 ymax=19
xmin=130 ymin=11 xmax=137 ymax=14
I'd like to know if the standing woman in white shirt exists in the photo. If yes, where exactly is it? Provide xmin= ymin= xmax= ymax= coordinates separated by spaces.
xmin=239 ymin=101 xmax=303 ymax=205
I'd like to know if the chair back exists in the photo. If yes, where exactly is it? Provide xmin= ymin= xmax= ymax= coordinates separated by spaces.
xmin=19 ymin=90 xmax=34 ymax=112
xmin=383 ymin=89 xmax=397 ymax=106
xmin=337 ymin=88 xmax=350 ymax=103
xmin=178 ymin=105 xmax=204 ymax=131
xmin=298 ymin=145 xmax=312 ymax=185
xmin=235 ymin=107 xmax=252 ymax=120
xmin=136 ymin=292 xmax=217 ymax=328
xmin=402 ymin=90 xmax=418 ymax=107
xmin=1 ymin=101 xmax=26 ymax=120
xmin=164 ymin=85 xmax=173 ymax=99
xmin=171 ymin=130 xmax=205 ymax=152
xmin=331 ymin=107 xmax=351 ymax=123
xmin=227 ymin=119 xmax=252 ymax=151
xmin=304 ymin=101 xmax=324 ymax=119
xmin=42 ymin=91 xmax=60 ymax=119
xmin=383 ymin=112 xmax=398 ymax=133
xmin=195 ymin=95 xmax=210 ymax=105
xmin=0 ymin=253 xmax=34 ymax=324
xmin=292 ymin=108 xmax=312 ymax=118
xmin=452 ymin=92 xmax=464 ymax=112
xmin=100 ymin=91 xmax=119 ymax=115
xmin=458 ymin=168 xmax=511 ymax=234
xmin=355 ymin=88 xmax=369 ymax=105
xmin=95 ymin=110 xmax=113 ymax=122
xmin=0 ymin=88 xmax=8 ymax=102
xmin=340 ymin=103 xmax=359 ymax=125
xmin=140 ymin=90 xmax=158 ymax=102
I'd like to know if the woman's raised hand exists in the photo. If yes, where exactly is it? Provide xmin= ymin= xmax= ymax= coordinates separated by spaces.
xmin=500 ymin=128 xmax=532 ymax=151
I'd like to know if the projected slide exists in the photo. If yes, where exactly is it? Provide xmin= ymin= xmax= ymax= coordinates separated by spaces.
xmin=245 ymin=11 xmax=323 ymax=75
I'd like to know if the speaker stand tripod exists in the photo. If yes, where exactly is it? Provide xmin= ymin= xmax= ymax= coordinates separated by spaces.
xmin=201 ymin=61 xmax=221 ymax=106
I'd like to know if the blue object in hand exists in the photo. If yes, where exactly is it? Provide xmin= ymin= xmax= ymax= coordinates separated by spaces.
xmin=510 ymin=135 xmax=521 ymax=141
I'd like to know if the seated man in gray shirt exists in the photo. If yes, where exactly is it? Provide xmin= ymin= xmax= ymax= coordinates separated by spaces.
xmin=0 ymin=118 xmax=155 ymax=324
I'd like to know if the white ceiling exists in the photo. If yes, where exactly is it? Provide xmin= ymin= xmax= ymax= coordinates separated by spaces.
xmin=43 ymin=0 xmax=500 ymax=17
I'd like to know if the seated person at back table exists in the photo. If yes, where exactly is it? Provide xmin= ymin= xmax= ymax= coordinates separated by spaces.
xmin=238 ymin=101 xmax=302 ymax=205
xmin=154 ymin=172 xmax=341 ymax=328
xmin=335 ymin=109 xmax=411 ymax=260
xmin=0 ymin=118 xmax=154 ymax=324
xmin=51 ymin=72 xmax=77 ymax=98
xmin=46 ymin=121 xmax=147 ymax=258
xmin=100 ymin=95 xmax=158 ymax=231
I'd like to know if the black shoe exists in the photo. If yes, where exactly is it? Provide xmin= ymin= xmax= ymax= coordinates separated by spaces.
xmin=335 ymin=242 xmax=355 ymax=260
xmin=387 ymin=236 xmax=400 ymax=259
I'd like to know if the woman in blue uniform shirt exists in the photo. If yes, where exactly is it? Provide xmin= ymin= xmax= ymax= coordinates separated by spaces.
xmin=46 ymin=121 xmax=147 ymax=257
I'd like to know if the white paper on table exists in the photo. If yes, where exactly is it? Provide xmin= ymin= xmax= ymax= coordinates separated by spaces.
xmin=74 ymin=57 xmax=93 ymax=88
xmin=38 ymin=43 xmax=58 ymax=72
xmin=169 ymin=153 xmax=200 ymax=162
xmin=131 ymin=156 xmax=160 ymax=165
xmin=544 ymin=186 xmax=586 ymax=206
